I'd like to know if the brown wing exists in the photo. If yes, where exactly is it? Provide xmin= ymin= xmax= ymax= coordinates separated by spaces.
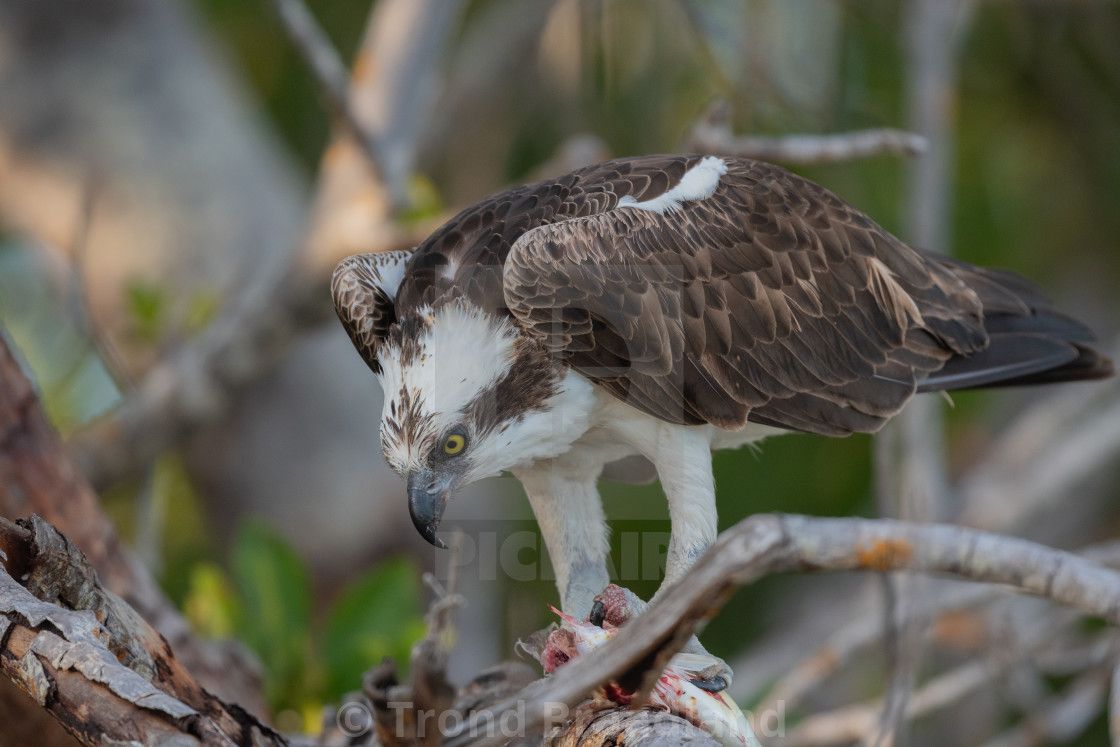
xmin=503 ymin=159 xmax=991 ymax=436
xmin=331 ymin=250 xmax=413 ymax=374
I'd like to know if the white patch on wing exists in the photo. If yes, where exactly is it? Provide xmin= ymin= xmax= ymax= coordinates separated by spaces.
xmin=617 ymin=156 xmax=728 ymax=215
xmin=336 ymin=249 xmax=412 ymax=300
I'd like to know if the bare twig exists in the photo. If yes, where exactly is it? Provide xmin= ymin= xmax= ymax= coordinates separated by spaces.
xmin=958 ymin=362 xmax=1120 ymax=532
xmin=780 ymin=661 xmax=993 ymax=747
xmin=978 ymin=667 xmax=1110 ymax=747
xmin=777 ymin=606 xmax=1103 ymax=746
xmin=67 ymin=174 xmax=133 ymax=392
xmin=861 ymin=3 xmax=975 ymax=744
xmin=685 ymin=102 xmax=926 ymax=164
xmin=745 ymin=539 xmax=1120 ymax=717
xmin=266 ymin=0 xmax=387 ymax=194
xmin=443 ymin=513 xmax=1120 ymax=747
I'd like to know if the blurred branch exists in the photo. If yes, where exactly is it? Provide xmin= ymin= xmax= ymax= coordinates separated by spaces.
xmin=65 ymin=0 xmax=456 ymax=491
xmin=861 ymin=2 xmax=974 ymax=744
xmin=958 ymin=352 xmax=1120 ymax=531
xmin=267 ymin=0 xmax=388 ymax=198
xmin=778 ymin=610 xmax=1106 ymax=746
xmin=444 ymin=513 xmax=1120 ymax=747
xmin=1111 ymin=661 xmax=1120 ymax=746
xmin=0 ymin=515 xmax=283 ymax=746
xmin=362 ymin=537 xmax=463 ymax=746
xmin=732 ymin=366 xmax=1120 ymax=707
xmin=978 ymin=667 xmax=1109 ymax=747
xmin=302 ymin=0 xmax=465 ymax=266
xmin=684 ymin=101 xmax=926 ymax=164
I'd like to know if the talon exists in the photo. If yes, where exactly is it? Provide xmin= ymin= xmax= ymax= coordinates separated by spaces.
xmin=589 ymin=599 xmax=606 ymax=628
xmin=689 ymin=675 xmax=728 ymax=693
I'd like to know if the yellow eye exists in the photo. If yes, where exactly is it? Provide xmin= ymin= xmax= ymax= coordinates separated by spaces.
xmin=444 ymin=434 xmax=466 ymax=455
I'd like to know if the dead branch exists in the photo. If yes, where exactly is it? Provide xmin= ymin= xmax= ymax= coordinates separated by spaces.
xmin=0 ymin=515 xmax=284 ymax=746
xmin=729 ymin=361 xmax=1120 ymax=709
xmin=443 ymin=513 xmax=1120 ymax=747
xmin=0 ymin=328 xmax=266 ymax=714
xmin=544 ymin=707 xmax=722 ymax=746
xmin=684 ymin=102 xmax=925 ymax=164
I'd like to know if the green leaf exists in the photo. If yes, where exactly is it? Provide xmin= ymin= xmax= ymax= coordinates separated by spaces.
xmin=323 ymin=557 xmax=424 ymax=698
xmin=398 ymin=174 xmax=445 ymax=228
xmin=125 ymin=280 xmax=166 ymax=342
xmin=232 ymin=521 xmax=312 ymax=708
xmin=183 ymin=561 xmax=239 ymax=639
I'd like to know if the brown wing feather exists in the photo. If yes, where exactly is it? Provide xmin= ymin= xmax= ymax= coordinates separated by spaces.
xmin=504 ymin=159 xmax=990 ymax=435
xmin=330 ymin=250 xmax=413 ymax=374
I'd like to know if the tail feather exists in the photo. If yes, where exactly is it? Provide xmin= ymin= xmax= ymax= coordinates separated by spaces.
xmin=915 ymin=257 xmax=1114 ymax=393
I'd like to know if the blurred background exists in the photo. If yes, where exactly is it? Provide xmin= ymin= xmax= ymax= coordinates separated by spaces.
xmin=1 ymin=0 xmax=1118 ymax=744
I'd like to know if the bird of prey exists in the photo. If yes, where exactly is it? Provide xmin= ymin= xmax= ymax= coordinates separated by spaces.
xmin=332 ymin=154 xmax=1113 ymax=688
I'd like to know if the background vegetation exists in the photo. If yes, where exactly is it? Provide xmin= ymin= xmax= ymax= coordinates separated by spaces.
xmin=1 ymin=1 xmax=1117 ymax=743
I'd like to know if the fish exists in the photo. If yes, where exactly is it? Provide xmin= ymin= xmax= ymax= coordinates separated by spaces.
xmin=538 ymin=606 xmax=762 ymax=747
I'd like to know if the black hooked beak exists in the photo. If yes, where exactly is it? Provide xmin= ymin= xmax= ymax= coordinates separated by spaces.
xmin=406 ymin=471 xmax=451 ymax=549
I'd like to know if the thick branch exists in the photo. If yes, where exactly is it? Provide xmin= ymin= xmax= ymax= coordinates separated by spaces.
xmin=445 ymin=513 xmax=1120 ymax=747
xmin=0 ymin=516 xmax=284 ymax=746
xmin=0 ymin=515 xmax=283 ymax=746
xmin=545 ymin=707 xmax=721 ymax=746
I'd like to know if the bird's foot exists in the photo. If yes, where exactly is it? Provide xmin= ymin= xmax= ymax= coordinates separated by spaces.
xmin=588 ymin=583 xmax=647 ymax=627
xmin=588 ymin=584 xmax=733 ymax=692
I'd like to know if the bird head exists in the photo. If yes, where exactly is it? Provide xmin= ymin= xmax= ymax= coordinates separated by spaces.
xmin=374 ymin=301 xmax=572 ymax=547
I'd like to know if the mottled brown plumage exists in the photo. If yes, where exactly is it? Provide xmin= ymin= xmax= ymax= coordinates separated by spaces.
xmin=333 ymin=154 xmax=1112 ymax=438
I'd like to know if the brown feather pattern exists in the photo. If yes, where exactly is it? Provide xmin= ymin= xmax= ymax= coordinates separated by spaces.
xmin=335 ymin=155 xmax=1113 ymax=437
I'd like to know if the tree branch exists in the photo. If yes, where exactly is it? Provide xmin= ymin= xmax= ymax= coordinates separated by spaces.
xmin=684 ymin=102 xmax=926 ymax=164
xmin=64 ymin=0 xmax=458 ymax=491
xmin=443 ymin=513 xmax=1120 ymax=747
xmin=0 ymin=515 xmax=284 ymax=746
xmin=266 ymin=0 xmax=387 ymax=195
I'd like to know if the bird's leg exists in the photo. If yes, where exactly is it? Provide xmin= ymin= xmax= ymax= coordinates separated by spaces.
xmin=649 ymin=424 xmax=719 ymax=592
xmin=514 ymin=462 xmax=610 ymax=619
xmin=643 ymin=424 xmax=732 ymax=690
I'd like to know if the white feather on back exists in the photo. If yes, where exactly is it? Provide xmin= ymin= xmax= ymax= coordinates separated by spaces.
xmin=617 ymin=156 xmax=727 ymax=215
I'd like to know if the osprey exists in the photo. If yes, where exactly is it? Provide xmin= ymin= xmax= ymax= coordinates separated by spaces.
xmin=332 ymin=155 xmax=1112 ymax=688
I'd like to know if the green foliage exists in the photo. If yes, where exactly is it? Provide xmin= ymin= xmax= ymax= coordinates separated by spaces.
xmin=174 ymin=519 xmax=427 ymax=714
xmin=398 ymin=175 xmax=447 ymax=229
xmin=232 ymin=522 xmax=314 ymax=710
xmin=184 ymin=562 xmax=239 ymax=639
xmin=323 ymin=558 xmax=427 ymax=699
xmin=125 ymin=279 xmax=167 ymax=343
